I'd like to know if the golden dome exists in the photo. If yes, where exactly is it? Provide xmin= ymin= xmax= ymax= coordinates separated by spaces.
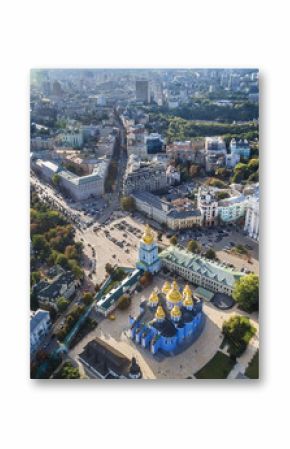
xmin=148 ymin=291 xmax=159 ymax=304
xmin=171 ymin=305 xmax=181 ymax=318
xmin=183 ymin=293 xmax=193 ymax=307
xmin=142 ymin=224 xmax=154 ymax=245
xmin=166 ymin=281 xmax=182 ymax=304
xmin=183 ymin=284 xmax=192 ymax=297
xmin=155 ymin=305 xmax=165 ymax=320
xmin=162 ymin=281 xmax=171 ymax=294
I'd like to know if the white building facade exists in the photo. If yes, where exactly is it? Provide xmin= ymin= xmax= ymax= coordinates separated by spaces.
xmin=30 ymin=309 xmax=52 ymax=354
xmin=244 ymin=195 xmax=259 ymax=241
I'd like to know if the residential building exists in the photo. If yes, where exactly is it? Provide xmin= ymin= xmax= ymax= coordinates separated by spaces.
xmin=205 ymin=137 xmax=227 ymax=172
xmin=61 ymin=129 xmax=84 ymax=148
xmin=197 ymin=187 xmax=219 ymax=226
xmin=30 ymin=309 xmax=52 ymax=354
xmin=58 ymin=159 xmax=109 ymax=201
xmin=218 ymin=194 xmax=247 ymax=223
xmin=230 ymin=138 xmax=251 ymax=160
xmin=123 ymin=155 xmax=168 ymax=195
xmin=159 ymin=245 xmax=244 ymax=297
xmin=166 ymin=140 xmax=204 ymax=162
xmin=226 ymin=152 xmax=240 ymax=169
xmin=244 ymin=193 xmax=259 ymax=241
xmin=32 ymin=268 xmax=76 ymax=308
xmin=33 ymin=159 xmax=59 ymax=181
xmin=132 ymin=191 xmax=202 ymax=230
xmin=205 ymin=136 xmax=227 ymax=153
xmin=31 ymin=136 xmax=55 ymax=150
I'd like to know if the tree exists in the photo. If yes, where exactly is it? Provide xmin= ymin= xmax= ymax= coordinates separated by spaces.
xmin=189 ymin=164 xmax=199 ymax=177
xmin=187 ymin=239 xmax=200 ymax=253
xmin=68 ymin=259 xmax=84 ymax=280
xmin=52 ymin=174 xmax=60 ymax=187
xmin=31 ymin=271 xmax=41 ymax=286
xmin=205 ymin=249 xmax=216 ymax=260
xmin=140 ymin=271 xmax=153 ymax=287
xmin=121 ymin=196 xmax=136 ymax=211
xmin=30 ymin=288 xmax=39 ymax=311
xmin=216 ymin=191 xmax=230 ymax=201
xmin=206 ymin=177 xmax=227 ymax=188
xmin=118 ymin=294 xmax=131 ymax=310
xmin=54 ymin=362 xmax=80 ymax=379
xmin=83 ymin=291 xmax=93 ymax=305
xmin=105 ymin=263 xmax=114 ymax=275
xmin=222 ymin=315 xmax=256 ymax=358
xmin=64 ymin=245 xmax=77 ymax=260
xmin=32 ymin=234 xmax=49 ymax=258
xmin=232 ymin=274 xmax=259 ymax=312
xmin=55 ymin=253 xmax=69 ymax=269
xmin=56 ymin=296 xmax=70 ymax=312
xmin=215 ymin=167 xmax=230 ymax=180
xmin=170 ymin=235 xmax=178 ymax=246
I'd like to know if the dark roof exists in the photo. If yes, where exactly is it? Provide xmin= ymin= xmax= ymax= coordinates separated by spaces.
xmin=167 ymin=209 xmax=201 ymax=219
xmin=36 ymin=271 xmax=75 ymax=301
xmin=152 ymin=318 xmax=177 ymax=337
xmin=79 ymin=338 xmax=131 ymax=378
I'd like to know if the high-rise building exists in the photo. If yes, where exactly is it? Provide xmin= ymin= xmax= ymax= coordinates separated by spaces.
xmin=135 ymin=79 xmax=149 ymax=103
xmin=244 ymin=194 xmax=259 ymax=241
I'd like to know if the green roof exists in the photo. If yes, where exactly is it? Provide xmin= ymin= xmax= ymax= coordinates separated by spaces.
xmin=160 ymin=246 xmax=244 ymax=288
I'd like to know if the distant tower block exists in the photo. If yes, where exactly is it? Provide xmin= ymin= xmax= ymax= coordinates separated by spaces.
xmin=136 ymin=224 xmax=160 ymax=274
xmin=135 ymin=79 xmax=149 ymax=103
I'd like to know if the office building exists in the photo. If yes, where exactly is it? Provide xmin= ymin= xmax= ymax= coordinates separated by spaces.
xmin=135 ymin=79 xmax=149 ymax=103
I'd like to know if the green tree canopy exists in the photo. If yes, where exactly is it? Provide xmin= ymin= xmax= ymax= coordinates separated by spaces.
xmin=121 ymin=196 xmax=136 ymax=211
xmin=82 ymin=291 xmax=93 ymax=305
xmin=170 ymin=235 xmax=178 ymax=246
xmin=205 ymin=249 xmax=216 ymax=260
xmin=187 ymin=240 xmax=200 ymax=253
xmin=232 ymin=274 xmax=259 ymax=312
xmin=222 ymin=315 xmax=256 ymax=358
xmin=56 ymin=296 xmax=70 ymax=312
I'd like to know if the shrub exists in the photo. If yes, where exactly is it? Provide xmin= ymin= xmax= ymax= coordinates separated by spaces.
xmin=118 ymin=295 xmax=131 ymax=310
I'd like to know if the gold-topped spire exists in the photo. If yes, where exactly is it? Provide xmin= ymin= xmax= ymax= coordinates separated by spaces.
xmin=166 ymin=280 xmax=182 ymax=304
xmin=183 ymin=284 xmax=192 ymax=297
xmin=148 ymin=290 xmax=159 ymax=304
xmin=142 ymin=224 xmax=154 ymax=245
xmin=162 ymin=280 xmax=171 ymax=294
xmin=183 ymin=293 xmax=194 ymax=307
xmin=171 ymin=305 xmax=181 ymax=318
xmin=155 ymin=305 xmax=165 ymax=320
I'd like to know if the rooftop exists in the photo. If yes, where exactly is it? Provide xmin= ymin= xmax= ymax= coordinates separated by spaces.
xmin=160 ymin=246 xmax=244 ymax=288
xmin=30 ymin=309 xmax=50 ymax=333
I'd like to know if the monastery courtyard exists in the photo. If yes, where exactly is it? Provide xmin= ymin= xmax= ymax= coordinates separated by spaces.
xmin=69 ymin=275 xmax=259 ymax=379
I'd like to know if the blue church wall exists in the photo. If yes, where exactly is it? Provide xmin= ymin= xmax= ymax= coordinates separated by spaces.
xmin=159 ymin=335 xmax=178 ymax=352
xmin=177 ymin=326 xmax=185 ymax=341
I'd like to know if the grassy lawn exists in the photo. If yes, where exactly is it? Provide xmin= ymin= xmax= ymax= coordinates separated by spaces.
xmin=195 ymin=351 xmax=236 ymax=379
xmin=245 ymin=350 xmax=259 ymax=379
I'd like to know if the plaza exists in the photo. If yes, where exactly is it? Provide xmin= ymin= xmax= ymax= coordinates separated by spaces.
xmin=69 ymin=274 xmax=259 ymax=379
